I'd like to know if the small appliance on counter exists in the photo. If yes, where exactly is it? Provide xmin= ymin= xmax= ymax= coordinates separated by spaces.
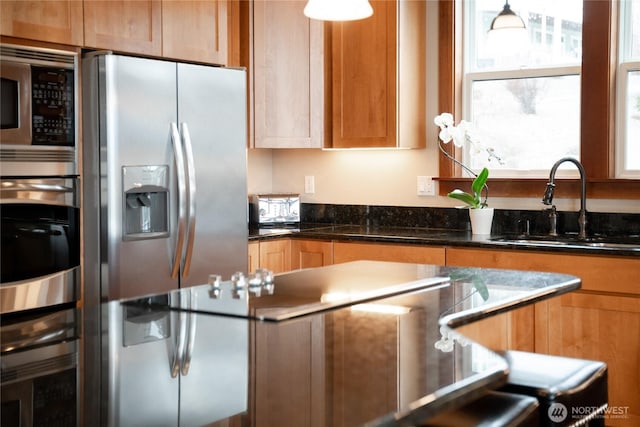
xmin=250 ymin=194 xmax=300 ymax=226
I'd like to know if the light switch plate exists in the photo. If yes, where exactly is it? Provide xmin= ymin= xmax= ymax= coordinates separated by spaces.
xmin=417 ymin=176 xmax=435 ymax=196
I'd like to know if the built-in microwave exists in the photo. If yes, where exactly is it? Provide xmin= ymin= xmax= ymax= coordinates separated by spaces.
xmin=0 ymin=43 xmax=78 ymax=177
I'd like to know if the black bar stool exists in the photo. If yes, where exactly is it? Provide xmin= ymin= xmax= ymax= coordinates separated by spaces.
xmin=418 ymin=391 xmax=540 ymax=426
xmin=499 ymin=350 xmax=608 ymax=426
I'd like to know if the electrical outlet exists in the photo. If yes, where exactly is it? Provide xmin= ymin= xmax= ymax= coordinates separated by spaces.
xmin=417 ymin=176 xmax=435 ymax=196
xmin=304 ymin=176 xmax=315 ymax=194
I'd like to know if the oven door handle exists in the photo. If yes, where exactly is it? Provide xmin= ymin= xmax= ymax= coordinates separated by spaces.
xmin=0 ymin=178 xmax=79 ymax=207
xmin=0 ymin=182 xmax=74 ymax=193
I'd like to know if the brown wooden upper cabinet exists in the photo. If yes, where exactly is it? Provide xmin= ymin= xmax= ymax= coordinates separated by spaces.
xmin=246 ymin=0 xmax=425 ymax=149
xmin=83 ymin=0 xmax=163 ymax=56
xmin=162 ymin=0 xmax=236 ymax=65
xmin=329 ymin=0 xmax=426 ymax=149
xmin=84 ymin=0 xmax=236 ymax=65
xmin=0 ymin=1 xmax=84 ymax=46
xmin=248 ymin=0 xmax=326 ymax=148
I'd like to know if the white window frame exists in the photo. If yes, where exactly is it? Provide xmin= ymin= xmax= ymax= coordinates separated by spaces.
xmin=462 ymin=1 xmax=582 ymax=178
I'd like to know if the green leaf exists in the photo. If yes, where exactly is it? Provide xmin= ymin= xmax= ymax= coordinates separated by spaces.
xmin=447 ymin=190 xmax=478 ymax=208
xmin=471 ymin=276 xmax=489 ymax=301
xmin=472 ymin=167 xmax=489 ymax=199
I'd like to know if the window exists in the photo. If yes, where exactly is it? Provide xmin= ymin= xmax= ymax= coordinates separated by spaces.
xmin=617 ymin=0 xmax=640 ymax=177
xmin=438 ymin=0 xmax=640 ymax=199
xmin=464 ymin=0 xmax=583 ymax=176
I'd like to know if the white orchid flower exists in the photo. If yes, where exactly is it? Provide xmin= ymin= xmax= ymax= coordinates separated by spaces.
xmin=438 ymin=128 xmax=453 ymax=144
xmin=434 ymin=112 xmax=454 ymax=129
xmin=449 ymin=126 xmax=467 ymax=148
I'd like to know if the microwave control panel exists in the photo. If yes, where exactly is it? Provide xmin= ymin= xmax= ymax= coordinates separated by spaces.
xmin=31 ymin=66 xmax=75 ymax=146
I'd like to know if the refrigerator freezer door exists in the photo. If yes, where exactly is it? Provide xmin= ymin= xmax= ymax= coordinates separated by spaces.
xmin=100 ymin=55 xmax=181 ymax=299
xmin=176 ymin=64 xmax=248 ymax=287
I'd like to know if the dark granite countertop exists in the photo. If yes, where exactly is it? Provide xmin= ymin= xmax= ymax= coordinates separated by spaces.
xmin=77 ymin=261 xmax=581 ymax=426
xmin=249 ymin=223 xmax=640 ymax=257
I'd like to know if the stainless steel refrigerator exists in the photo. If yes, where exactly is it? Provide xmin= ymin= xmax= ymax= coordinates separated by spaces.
xmin=82 ymin=52 xmax=248 ymax=304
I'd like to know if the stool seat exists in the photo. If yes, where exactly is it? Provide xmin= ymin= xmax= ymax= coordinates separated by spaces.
xmin=419 ymin=391 xmax=540 ymax=427
xmin=499 ymin=351 xmax=608 ymax=426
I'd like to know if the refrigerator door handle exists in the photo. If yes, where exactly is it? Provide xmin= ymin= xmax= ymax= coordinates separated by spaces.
xmin=169 ymin=293 xmax=182 ymax=378
xmin=170 ymin=123 xmax=188 ymax=279
xmin=180 ymin=122 xmax=197 ymax=277
xmin=171 ymin=291 xmax=189 ymax=378
xmin=181 ymin=289 xmax=197 ymax=376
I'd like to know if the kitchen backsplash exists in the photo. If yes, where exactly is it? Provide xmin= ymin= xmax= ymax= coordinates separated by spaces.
xmin=301 ymin=204 xmax=640 ymax=238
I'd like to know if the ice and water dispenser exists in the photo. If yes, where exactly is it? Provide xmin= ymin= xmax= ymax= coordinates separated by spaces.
xmin=122 ymin=165 xmax=169 ymax=240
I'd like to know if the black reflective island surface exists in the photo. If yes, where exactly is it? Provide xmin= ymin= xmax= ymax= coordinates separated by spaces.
xmin=80 ymin=261 xmax=581 ymax=427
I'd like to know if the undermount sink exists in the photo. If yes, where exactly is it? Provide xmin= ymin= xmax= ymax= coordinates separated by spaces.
xmin=489 ymin=235 xmax=640 ymax=251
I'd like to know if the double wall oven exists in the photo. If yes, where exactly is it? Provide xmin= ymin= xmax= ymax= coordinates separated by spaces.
xmin=1 ymin=42 xmax=81 ymax=426
xmin=1 ymin=43 xmax=80 ymax=315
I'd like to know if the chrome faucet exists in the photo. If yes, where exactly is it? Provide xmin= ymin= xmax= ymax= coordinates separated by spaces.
xmin=542 ymin=157 xmax=588 ymax=239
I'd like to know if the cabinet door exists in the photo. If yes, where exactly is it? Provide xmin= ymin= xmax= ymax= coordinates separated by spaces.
xmin=330 ymin=0 xmax=396 ymax=148
xmin=330 ymin=309 xmax=398 ymax=426
xmin=252 ymin=0 xmax=324 ymax=148
xmin=162 ymin=0 xmax=235 ymax=65
xmin=248 ymin=241 xmax=260 ymax=274
xmin=0 ymin=1 xmax=83 ymax=45
xmin=291 ymin=240 xmax=333 ymax=270
xmin=446 ymin=247 xmax=539 ymax=352
xmin=543 ymin=293 xmax=640 ymax=426
xmin=84 ymin=0 xmax=162 ymax=56
xmin=328 ymin=0 xmax=425 ymax=149
xmin=258 ymin=239 xmax=291 ymax=274
xmin=253 ymin=314 xmax=325 ymax=427
xmin=333 ymin=241 xmax=445 ymax=265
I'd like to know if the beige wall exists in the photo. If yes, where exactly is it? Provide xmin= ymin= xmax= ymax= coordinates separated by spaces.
xmin=246 ymin=1 xmax=640 ymax=215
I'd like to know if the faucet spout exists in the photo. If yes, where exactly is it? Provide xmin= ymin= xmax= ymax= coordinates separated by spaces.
xmin=543 ymin=157 xmax=588 ymax=239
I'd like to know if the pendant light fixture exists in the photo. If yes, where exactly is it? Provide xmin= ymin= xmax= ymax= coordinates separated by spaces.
xmin=489 ymin=1 xmax=526 ymax=32
xmin=304 ymin=0 xmax=373 ymax=22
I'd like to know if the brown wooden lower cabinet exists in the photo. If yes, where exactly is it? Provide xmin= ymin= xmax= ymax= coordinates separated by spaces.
xmin=249 ymin=239 xmax=332 ymax=274
xmin=541 ymin=292 xmax=640 ymax=427
xmin=251 ymin=311 xmax=325 ymax=427
xmin=248 ymin=241 xmax=260 ymax=274
xmin=248 ymin=238 xmax=639 ymax=425
xmin=257 ymin=239 xmax=291 ymax=274
xmin=329 ymin=307 xmax=427 ymax=427
xmin=291 ymin=240 xmax=333 ymax=270
xmin=446 ymin=247 xmax=640 ymax=426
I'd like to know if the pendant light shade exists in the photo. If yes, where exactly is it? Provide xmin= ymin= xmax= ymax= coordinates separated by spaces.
xmin=304 ymin=0 xmax=373 ymax=22
xmin=489 ymin=1 xmax=526 ymax=32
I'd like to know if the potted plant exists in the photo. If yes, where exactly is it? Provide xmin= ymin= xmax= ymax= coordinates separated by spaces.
xmin=434 ymin=113 xmax=502 ymax=234
xmin=447 ymin=167 xmax=489 ymax=209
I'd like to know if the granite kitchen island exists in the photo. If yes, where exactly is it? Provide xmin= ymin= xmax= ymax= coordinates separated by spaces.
xmin=75 ymin=261 xmax=581 ymax=426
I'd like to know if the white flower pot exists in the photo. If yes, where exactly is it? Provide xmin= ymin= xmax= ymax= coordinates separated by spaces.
xmin=469 ymin=207 xmax=494 ymax=235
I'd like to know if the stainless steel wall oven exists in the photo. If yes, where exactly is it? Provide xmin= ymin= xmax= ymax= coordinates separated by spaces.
xmin=0 ymin=177 xmax=80 ymax=314
xmin=1 ymin=307 xmax=79 ymax=426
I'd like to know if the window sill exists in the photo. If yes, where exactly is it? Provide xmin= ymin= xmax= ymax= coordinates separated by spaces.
xmin=435 ymin=178 xmax=640 ymax=200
